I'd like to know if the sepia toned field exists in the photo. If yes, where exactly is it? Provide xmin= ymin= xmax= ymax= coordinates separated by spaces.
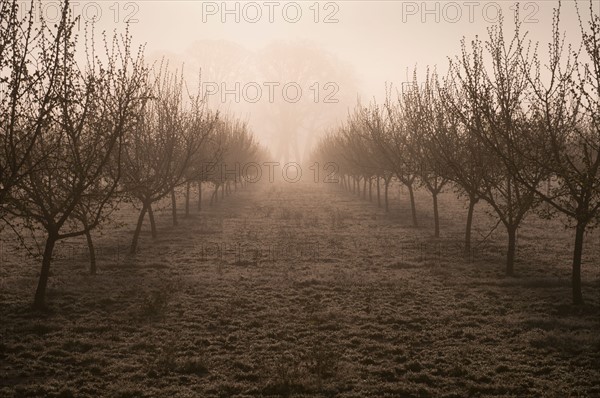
xmin=1 ymin=182 xmax=599 ymax=397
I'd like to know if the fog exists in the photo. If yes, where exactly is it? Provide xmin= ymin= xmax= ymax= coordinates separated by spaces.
xmin=30 ymin=0 xmax=593 ymax=161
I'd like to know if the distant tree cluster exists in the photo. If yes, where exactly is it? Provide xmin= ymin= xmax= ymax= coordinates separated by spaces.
xmin=313 ymin=2 xmax=600 ymax=305
xmin=0 ymin=0 xmax=266 ymax=309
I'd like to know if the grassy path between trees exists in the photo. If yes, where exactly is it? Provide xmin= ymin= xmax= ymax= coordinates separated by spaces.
xmin=1 ymin=182 xmax=599 ymax=397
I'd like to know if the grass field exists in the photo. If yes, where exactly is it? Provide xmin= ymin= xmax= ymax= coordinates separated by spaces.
xmin=1 ymin=181 xmax=599 ymax=397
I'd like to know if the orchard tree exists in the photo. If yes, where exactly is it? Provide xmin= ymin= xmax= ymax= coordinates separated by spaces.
xmin=121 ymin=64 xmax=215 ymax=253
xmin=207 ymin=116 xmax=260 ymax=203
xmin=463 ymin=12 xmax=546 ymax=275
xmin=381 ymin=98 xmax=420 ymax=226
xmin=312 ymin=132 xmax=349 ymax=190
xmin=3 ymin=12 xmax=147 ymax=308
xmin=402 ymin=70 xmax=450 ymax=237
xmin=0 ymin=0 xmax=66 ymax=210
xmin=357 ymin=103 xmax=396 ymax=211
xmin=340 ymin=113 xmax=371 ymax=200
xmin=435 ymin=75 xmax=488 ymax=256
xmin=507 ymin=2 xmax=600 ymax=304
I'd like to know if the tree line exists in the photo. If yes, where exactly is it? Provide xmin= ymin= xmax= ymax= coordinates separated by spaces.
xmin=313 ymin=2 xmax=600 ymax=305
xmin=0 ymin=0 xmax=266 ymax=309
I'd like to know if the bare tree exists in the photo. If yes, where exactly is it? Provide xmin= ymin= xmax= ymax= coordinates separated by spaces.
xmin=503 ymin=2 xmax=600 ymax=304
xmin=358 ymin=103 xmax=395 ymax=212
xmin=339 ymin=111 xmax=371 ymax=201
xmin=435 ymin=75 xmax=488 ymax=256
xmin=121 ymin=64 xmax=215 ymax=253
xmin=381 ymin=98 xmax=420 ymax=226
xmin=3 ymin=11 xmax=147 ymax=308
xmin=312 ymin=132 xmax=351 ymax=191
xmin=452 ymin=11 xmax=545 ymax=276
xmin=402 ymin=69 xmax=450 ymax=237
xmin=207 ymin=116 xmax=260 ymax=203
xmin=0 ymin=0 xmax=67 ymax=210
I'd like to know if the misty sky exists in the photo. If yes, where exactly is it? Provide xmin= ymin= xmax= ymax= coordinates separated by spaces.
xmin=47 ymin=0 xmax=600 ymax=159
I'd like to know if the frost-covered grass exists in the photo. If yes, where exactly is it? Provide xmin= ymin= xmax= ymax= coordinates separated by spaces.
xmin=1 ymin=182 xmax=599 ymax=397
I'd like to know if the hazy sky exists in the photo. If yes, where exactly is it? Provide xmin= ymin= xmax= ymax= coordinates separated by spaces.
xmin=84 ymin=1 xmax=596 ymax=87
xmin=48 ymin=0 xmax=600 ymax=159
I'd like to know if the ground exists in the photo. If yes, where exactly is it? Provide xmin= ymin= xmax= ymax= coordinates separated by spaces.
xmin=1 ymin=181 xmax=599 ymax=397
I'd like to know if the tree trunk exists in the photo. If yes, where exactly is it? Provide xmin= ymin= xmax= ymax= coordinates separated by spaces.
xmin=171 ymin=189 xmax=178 ymax=226
xmin=465 ymin=196 xmax=477 ymax=258
xmin=147 ymin=203 xmax=157 ymax=239
xmin=432 ymin=192 xmax=440 ymax=238
xmin=571 ymin=221 xmax=586 ymax=305
xmin=85 ymin=229 xmax=96 ymax=275
xmin=546 ymin=178 xmax=551 ymax=213
xmin=362 ymin=178 xmax=367 ymax=200
xmin=358 ymin=177 xmax=362 ymax=197
xmin=407 ymin=183 xmax=418 ymax=227
xmin=185 ymin=181 xmax=191 ymax=217
xmin=221 ymin=183 xmax=225 ymax=199
xmin=130 ymin=204 xmax=148 ymax=254
xmin=377 ymin=176 xmax=381 ymax=207
xmin=369 ymin=177 xmax=372 ymax=202
xmin=33 ymin=231 xmax=58 ymax=309
xmin=506 ymin=225 xmax=517 ymax=276
xmin=211 ymin=185 xmax=218 ymax=205
xmin=384 ymin=178 xmax=390 ymax=213
xmin=197 ymin=181 xmax=202 ymax=211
